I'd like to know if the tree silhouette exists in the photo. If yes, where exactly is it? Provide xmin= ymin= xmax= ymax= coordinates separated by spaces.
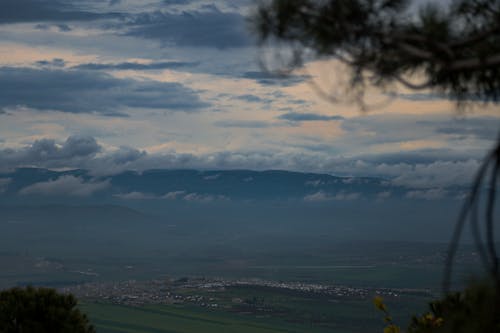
xmin=253 ymin=0 xmax=500 ymax=331
xmin=253 ymin=0 xmax=500 ymax=105
xmin=0 ymin=286 xmax=95 ymax=333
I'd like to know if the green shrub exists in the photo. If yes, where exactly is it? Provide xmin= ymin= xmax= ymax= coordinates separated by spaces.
xmin=0 ymin=286 xmax=95 ymax=333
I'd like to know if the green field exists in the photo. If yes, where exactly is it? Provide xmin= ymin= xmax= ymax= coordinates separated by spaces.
xmin=0 ymin=238 xmax=480 ymax=333
xmin=80 ymin=284 xmax=431 ymax=333
xmin=82 ymin=303 xmax=342 ymax=333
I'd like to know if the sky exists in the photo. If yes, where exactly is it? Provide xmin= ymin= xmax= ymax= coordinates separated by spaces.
xmin=0 ymin=0 xmax=499 ymax=192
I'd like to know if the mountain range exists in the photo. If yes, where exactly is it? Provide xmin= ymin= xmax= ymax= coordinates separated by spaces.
xmin=0 ymin=167 xmax=461 ymax=205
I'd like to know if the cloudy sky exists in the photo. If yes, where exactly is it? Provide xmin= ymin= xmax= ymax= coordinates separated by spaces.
xmin=0 ymin=0 xmax=498 ymax=190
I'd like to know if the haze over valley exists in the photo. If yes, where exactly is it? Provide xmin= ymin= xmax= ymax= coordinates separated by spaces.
xmin=0 ymin=0 xmax=498 ymax=331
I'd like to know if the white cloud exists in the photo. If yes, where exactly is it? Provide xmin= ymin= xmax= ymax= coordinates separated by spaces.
xmin=0 ymin=134 xmax=487 ymax=190
xmin=304 ymin=191 xmax=331 ymax=202
xmin=19 ymin=175 xmax=109 ymax=197
xmin=113 ymin=190 xmax=228 ymax=202
xmin=305 ymin=179 xmax=322 ymax=187
xmin=113 ymin=191 xmax=153 ymax=200
xmin=0 ymin=0 xmax=496 ymax=193
xmin=391 ymin=160 xmax=480 ymax=188
xmin=304 ymin=191 xmax=360 ymax=202
xmin=162 ymin=191 xmax=186 ymax=200
xmin=183 ymin=193 xmax=229 ymax=202
xmin=406 ymin=188 xmax=448 ymax=200
xmin=203 ymin=174 xmax=220 ymax=180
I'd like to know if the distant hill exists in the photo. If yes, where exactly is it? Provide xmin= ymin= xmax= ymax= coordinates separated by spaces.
xmin=0 ymin=167 xmax=470 ymax=288
xmin=0 ymin=167 xmax=445 ymax=205
xmin=0 ymin=168 xmax=465 ymax=245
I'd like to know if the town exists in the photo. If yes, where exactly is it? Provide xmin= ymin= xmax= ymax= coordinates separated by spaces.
xmin=61 ymin=277 xmax=435 ymax=309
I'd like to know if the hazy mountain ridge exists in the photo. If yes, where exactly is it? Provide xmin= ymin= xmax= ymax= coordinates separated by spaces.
xmin=0 ymin=168 xmax=467 ymax=248
xmin=0 ymin=167 xmax=447 ymax=204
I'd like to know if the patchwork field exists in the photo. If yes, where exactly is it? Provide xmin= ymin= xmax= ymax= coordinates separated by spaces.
xmin=83 ymin=303 xmax=332 ymax=333
xmin=79 ymin=281 xmax=432 ymax=333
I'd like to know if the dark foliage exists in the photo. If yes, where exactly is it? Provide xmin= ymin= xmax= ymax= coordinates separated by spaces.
xmin=0 ymin=286 xmax=95 ymax=333
xmin=253 ymin=0 xmax=500 ymax=282
xmin=409 ymin=280 xmax=499 ymax=332
xmin=253 ymin=0 xmax=500 ymax=330
xmin=253 ymin=0 xmax=500 ymax=104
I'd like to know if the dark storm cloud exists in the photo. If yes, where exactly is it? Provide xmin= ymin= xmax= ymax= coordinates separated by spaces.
xmin=108 ymin=146 xmax=147 ymax=165
xmin=162 ymin=0 xmax=193 ymax=4
xmin=62 ymin=135 xmax=102 ymax=157
xmin=0 ymin=67 xmax=209 ymax=115
xmin=242 ymin=71 xmax=309 ymax=86
xmin=123 ymin=9 xmax=251 ymax=48
xmin=437 ymin=126 xmax=497 ymax=141
xmin=338 ymin=114 xmax=496 ymax=147
xmin=0 ymin=135 xmax=481 ymax=189
xmin=0 ymin=0 xmax=120 ymax=23
xmin=0 ymin=136 xmax=101 ymax=170
xmin=35 ymin=23 xmax=72 ymax=32
xmin=0 ymin=137 xmax=149 ymax=172
xmin=55 ymin=23 xmax=72 ymax=31
xmin=214 ymin=120 xmax=272 ymax=128
xmin=424 ymin=117 xmax=500 ymax=141
xmin=72 ymin=61 xmax=198 ymax=71
xmin=278 ymin=113 xmax=344 ymax=122
xmin=35 ymin=58 xmax=66 ymax=68
xmin=233 ymin=94 xmax=271 ymax=103
xmin=268 ymin=91 xmax=309 ymax=106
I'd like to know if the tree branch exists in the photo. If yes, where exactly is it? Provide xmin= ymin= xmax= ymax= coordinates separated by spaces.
xmin=397 ymin=42 xmax=435 ymax=60
xmin=449 ymin=26 xmax=500 ymax=49
xmin=449 ymin=53 xmax=500 ymax=71
xmin=392 ymin=75 xmax=432 ymax=90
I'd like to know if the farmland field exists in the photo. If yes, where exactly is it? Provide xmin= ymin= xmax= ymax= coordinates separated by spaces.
xmin=79 ymin=282 xmax=432 ymax=333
